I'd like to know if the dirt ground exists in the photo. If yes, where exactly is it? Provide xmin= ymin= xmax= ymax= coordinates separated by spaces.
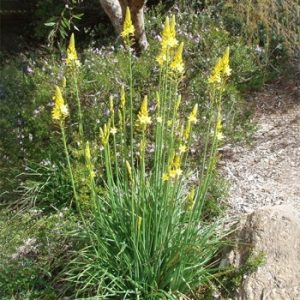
xmin=221 ymin=73 xmax=300 ymax=219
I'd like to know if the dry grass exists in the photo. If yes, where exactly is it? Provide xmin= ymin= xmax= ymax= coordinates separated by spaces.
xmin=224 ymin=0 xmax=300 ymax=56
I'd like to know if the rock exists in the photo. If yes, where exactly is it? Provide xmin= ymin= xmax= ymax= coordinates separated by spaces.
xmin=226 ymin=205 xmax=300 ymax=300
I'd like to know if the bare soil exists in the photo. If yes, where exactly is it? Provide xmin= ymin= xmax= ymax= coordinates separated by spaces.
xmin=221 ymin=74 xmax=300 ymax=218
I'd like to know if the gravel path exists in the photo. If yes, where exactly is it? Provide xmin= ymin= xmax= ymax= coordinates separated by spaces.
xmin=221 ymin=76 xmax=300 ymax=218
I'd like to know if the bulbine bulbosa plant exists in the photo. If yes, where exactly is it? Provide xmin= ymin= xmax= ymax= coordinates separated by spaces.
xmin=51 ymin=8 xmax=231 ymax=299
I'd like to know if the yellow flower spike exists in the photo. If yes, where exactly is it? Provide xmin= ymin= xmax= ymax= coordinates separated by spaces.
xmin=126 ymin=160 xmax=134 ymax=182
xmin=170 ymin=42 xmax=184 ymax=74
xmin=184 ymin=121 xmax=191 ymax=140
xmin=156 ymin=48 xmax=167 ymax=66
xmin=188 ymin=104 xmax=198 ymax=124
xmin=156 ymin=16 xmax=178 ymax=65
xmin=85 ymin=142 xmax=96 ymax=180
xmin=186 ymin=188 xmax=196 ymax=211
xmin=52 ymin=86 xmax=69 ymax=122
xmin=221 ymin=47 xmax=231 ymax=76
xmin=155 ymin=92 xmax=160 ymax=109
xmin=161 ymin=16 xmax=178 ymax=49
xmin=172 ymin=155 xmax=181 ymax=170
xmin=208 ymin=57 xmax=222 ymax=84
xmin=100 ymin=122 xmax=111 ymax=145
xmin=85 ymin=142 xmax=91 ymax=161
xmin=121 ymin=7 xmax=135 ymax=41
xmin=162 ymin=152 xmax=183 ymax=182
xmin=170 ymin=15 xmax=177 ymax=44
xmin=208 ymin=47 xmax=231 ymax=84
xmin=66 ymin=33 xmax=80 ymax=66
xmin=109 ymin=95 xmax=114 ymax=114
xmin=120 ymin=86 xmax=126 ymax=108
xmin=137 ymin=95 xmax=151 ymax=128
xmin=161 ymin=16 xmax=170 ymax=47
xmin=216 ymin=110 xmax=224 ymax=140
xmin=166 ymin=154 xmax=182 ymax=179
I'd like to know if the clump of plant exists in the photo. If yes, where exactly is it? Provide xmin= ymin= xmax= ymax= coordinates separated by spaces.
xmin=46 ymin=8 xmax=232 ymax=298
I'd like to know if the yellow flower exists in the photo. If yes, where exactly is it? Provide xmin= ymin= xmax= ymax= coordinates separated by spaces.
xmin=162 ymin=173 xmax=169 ymax=181
xmin=126 ymin=160 xmax=134 ymax=182
xmin=156 ymin=116 xmax=162 ymax=123
xmin=100 ymin=122 xmax=111 ymax=145
xmin=161 ymin=16 xmax=178 ymax=49
xmin=186 ymin=188 xmax=196 ymax=211
xmin=170 ymin=15 xmax=177 ymax=45
xmin=216 ymin=110 xmax=224 ymax=140
xmin=172 ymin=155 xmax=181 ymax=169
xmin=110 ymin=127 xmax=117 ymax=135
xmin=155 ymin=92 xmax=160 ymax=109
xmin=188 ymin=104 xmax=198 ymax=124
xmin=109 ymin=95 xmax=114 ymax=113
xmin=66 ymin=33 xmax=80 ymax=66
xmin=179 ymin=144 xmax=187 ymax=153
xmin=156 ymin=48 xmax=168 ymax=66
xmin=120 ymin=85 xmax=126 ymax=108
xmin=208 ymin=57 xmax=222 ymax=84
xmin=168 ymin=169 xmax=178 ymax=179
xmin=184 ymin=121 xmax=191 ymax=140
xmin=52 ymin=86 xmax=69 ymax=121
xmin=162 ymin=154 xmax=183 ymax=182
xmin=121 ymin=7 xmax=135 ymax=40
xmin=137 ymin=95 xmax=151 ymax=128
xmin=184 ymin=104 xmax=198 ymax=139
xmin=156 ymin=16 xmax=178 ymax=65
xmin=222 ymin=47 xmax=231 ymax=76
xmin=85 ymin=142 xmax=91 ymax=161
xmin=170 ymin=42 xmax=184 ymax=74
xmin=208 ymin=47 xmax=231 ymax=84
xmin=169 ymin=155 xmax=182 ymax=177
xmin=168 ymin=168 xmax=183 ymax=179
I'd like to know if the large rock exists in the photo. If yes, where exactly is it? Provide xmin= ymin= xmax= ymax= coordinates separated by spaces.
xmin=226 ymin=205 xmax=300 ymax=300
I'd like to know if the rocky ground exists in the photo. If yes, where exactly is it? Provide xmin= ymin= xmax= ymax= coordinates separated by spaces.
xmin=221 ymin=74 xmax=300 ymax=219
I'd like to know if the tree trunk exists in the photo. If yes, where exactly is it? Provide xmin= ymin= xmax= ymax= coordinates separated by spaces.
xmin=99 ymin=0 xmax=148 ymax=51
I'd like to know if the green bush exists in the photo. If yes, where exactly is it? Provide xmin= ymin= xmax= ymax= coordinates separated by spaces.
xmin=0 ymin=208 xmax=81 ymax=299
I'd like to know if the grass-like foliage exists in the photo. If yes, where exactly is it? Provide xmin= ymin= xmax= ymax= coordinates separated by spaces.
xmin=222 ymin=0 xmax=300 ymax=60
xmin=47 ymin=11 xmax=231 ymax=299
